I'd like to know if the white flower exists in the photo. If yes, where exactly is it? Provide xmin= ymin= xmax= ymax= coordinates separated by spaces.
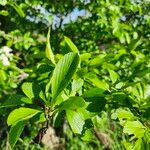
xmin=0 ymin=46 xmax=13 ymax=66
xmin=2 ymin=46 xmax=12 ymax=54
xmin=2 ymin=56 xmax=10 ymax=66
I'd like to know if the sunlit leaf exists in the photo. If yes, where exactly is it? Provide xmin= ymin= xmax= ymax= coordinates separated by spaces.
xmin=123 ymin=121 xmax=146 ymax=138
xmin=7 ymin=107 xmax=41 ymax=126
xmin=45 ymin=27 xmax=55 ymax=65
xmin=61 ymin=36 xmax=79 ymax=54
xmin=85 ymin=73 xmax=109 ymax=90
xmin=66 ymin=110 xmax=85 ymax=134
xmin=108 ymin=69 xmax=119 ymax=84
xmin=72 ymin=78 xmax=84 ymax=94
xmin=59 ymin=96 xmax=85 ymax=110
xmin=0 ymin=10 xmax=9 ymax=16
xmin=22 ymin=82 xmax=47 ymax=104
xmin=51 ymin=52 xmax=79 ymax=100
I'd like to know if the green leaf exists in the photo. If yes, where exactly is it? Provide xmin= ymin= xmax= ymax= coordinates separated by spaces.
xmin=77 ymin=106 xmax=96 ymax=119
xmin=0 ymin=94 xmax=33 ymax=108
xmin=80 ymin=53 xmax=91 ymax=61
xmin=132 ymin=138 xmax=143 ymax=150
xmin=21 ymin=82 xmax=47 ymax=104
xmin=117 ymin=109 xmax=136 ymax=121
xmin=66 ymin=110 xmax=85 ymax=134
xmin=125 ymin=32 xmax=130 ymax=44
xmin=114 ymin=49 xmax=126 ymax=60
xmin=123 ymin=121 xmax=146 ymax=138
xmin=85 ymin=73 xmax=109 ymax=90
xmin=72 ymin=78 xmax=84 ymax=93
xmin=108 ymin=69 xmax=119 ymax=84
xmin=80 ymin=119 xmax=93 ymax=141
xmin=61 ymin=36 xmax=79 ymax=54
xmin=129 ymin=38 xmax=142 ymax=51
xmin=112 ymin=92 xmax=127 ymax=105
xmin=89 ymin=54 xmax=105 ymax=67
xmin=8 ymin=2 xmax=25 ymax=18
xmin=86 ymin=97 xmax=106 ymax=112
xmin=59 ymin=96 xmax=85 ymax=110
xmin=53 ymin=111 xmax=65 ymax=127
xmin=81 ymin=129 xmax=93 ymax=141
xmin=51 ymin=52 xmax=79 ymax=100
xmin=83 ymin=88 xmax=106 ymax=113
xmin=31 ymin=112 xmax=46 ymax=123
xmin=145 ymin=131 xmax=150 ymax=143
xmin=7 ymin=107 xmax=41 ymax=126
xmin=83 ymin=88 xmax=106 ymax=100
xmin=45 ymin=28 xmax=55 ymax=65
xmin=0 ymin=10 xmax=9 ymax=16
xmin=9 ymin=121 xmax=25 ymax=148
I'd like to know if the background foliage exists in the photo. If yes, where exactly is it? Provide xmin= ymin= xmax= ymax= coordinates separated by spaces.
xmin=0 ymin=0 xmax=150 ymax=149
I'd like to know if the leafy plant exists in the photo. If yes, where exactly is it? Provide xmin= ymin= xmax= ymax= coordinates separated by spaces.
xmin=0 ymin=0 xmax=150 ymax=149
